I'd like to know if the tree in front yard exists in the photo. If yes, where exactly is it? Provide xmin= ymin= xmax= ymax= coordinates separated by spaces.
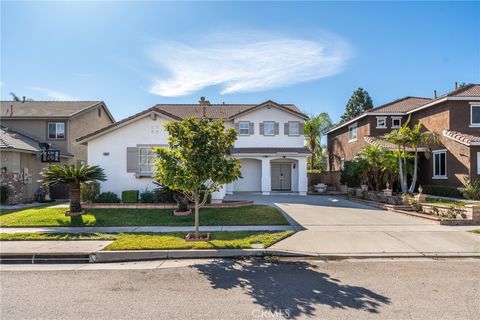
xmin=304 ymin=113 xmax=332 ymax=171
xmin=153 ymin=117 xmax=242 ymax=239
xmin=40 ymin=164 xmax=106 ymax=214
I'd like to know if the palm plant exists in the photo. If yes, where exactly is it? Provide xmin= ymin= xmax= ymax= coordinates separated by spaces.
xmin=41 ymin=164 xmax=106 ymax=214
xmin=304 ymin=113 xmax=332 ymax=170
xmin=358 ymin=145 xmax=385 ymax=191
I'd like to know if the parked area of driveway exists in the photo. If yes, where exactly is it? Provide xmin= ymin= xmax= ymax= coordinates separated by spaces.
xmin=226 ymin=194 xmax=480 ymax=256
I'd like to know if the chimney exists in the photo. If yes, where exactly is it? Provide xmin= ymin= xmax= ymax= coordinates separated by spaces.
xmin=202 ymin=106 xmax=206 ymax=118
xmin=9 ymin=104 xmax=13 ymax=116
xmin=22 ymin=96 xmax=25 ymax=103
xmin=199 ymin=96 xmax=210 ymax=105
xmin=455 ymin=81 xmax=458 ymax=90
xmin=433 ymin=90 xmax=437 ymax=99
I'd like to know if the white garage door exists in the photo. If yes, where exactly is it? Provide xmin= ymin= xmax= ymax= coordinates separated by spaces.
xmin=234 ymin=159 xmax=262 ymax=192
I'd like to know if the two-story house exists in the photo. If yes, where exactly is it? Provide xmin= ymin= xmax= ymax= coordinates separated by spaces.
xmin=327 ymin=83 xmax=480 ymax=188
xmin=0 ymin=101 xmax=115 ymax=203
xmin=77 ymin=99 xmax=309 ymax=202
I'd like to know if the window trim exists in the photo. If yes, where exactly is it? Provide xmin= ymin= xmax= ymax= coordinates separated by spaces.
xmin=288 ymin=121 xmax=300 ymax=136
xmin=376 ymin=117 xmax=387 ymax=129
xmin=238 ymin=121 xmax=250 ymax=136
xmin=432 ymin=149 xmax=448 ymax=179
xmin=137 ymin=146 xmax=157 ymax=174
xmin=348 ymin=123 xmax=358 ymax=142
xmin=391 ymin=117 xmax=402 ymax=128
xmin=263 ymin=121 xmax=275 ymax=136
xmin=47 ymin=122 xmax=66 ymax=140
xmin=470 ymin=104 xmax=480 ymax=127
xmin=477 ymin=152 xmax=480 ymax=175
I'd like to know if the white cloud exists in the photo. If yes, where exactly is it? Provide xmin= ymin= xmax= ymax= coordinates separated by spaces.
xmin=148 ymin=31 xmax=352 ymax=97
xmin=27 ymin=86 xmax=76 ymax=100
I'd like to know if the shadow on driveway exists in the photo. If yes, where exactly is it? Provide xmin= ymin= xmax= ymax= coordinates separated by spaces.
xmin=192 ymin=259 xmax=390 ymax=319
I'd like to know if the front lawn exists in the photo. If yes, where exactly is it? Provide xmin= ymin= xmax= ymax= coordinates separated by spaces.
xmin=472 ymin=229 xmax=480 ymax=234
xmin=0 ymin=231 xmax=294 ymax=250
xmin=424 ymin=197 xmax=472 ymax=207
xmin=0 ymin=204 xmax=288 ymax=227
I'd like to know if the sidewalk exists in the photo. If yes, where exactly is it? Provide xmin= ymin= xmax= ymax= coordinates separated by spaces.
xmin=0 ymin=225 xmax=293 ymax=234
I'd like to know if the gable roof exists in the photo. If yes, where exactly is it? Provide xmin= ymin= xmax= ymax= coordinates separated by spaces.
xmin=77 ymin=100 xmax=307 ymax=143
xmin=0 ymin=101 xmax=115 ymax=122
xmin=0 ymin=125 xmax=73 ymax=157
xmin=328 ymin=84 xmax=480 ymax=134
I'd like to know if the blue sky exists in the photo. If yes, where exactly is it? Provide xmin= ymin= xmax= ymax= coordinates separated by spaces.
xmin=1 ymin=1 xmax=479 ymax=122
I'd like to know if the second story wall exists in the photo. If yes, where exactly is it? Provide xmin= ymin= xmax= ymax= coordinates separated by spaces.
xmin=233 ymin=107 xmax=305 ymax=148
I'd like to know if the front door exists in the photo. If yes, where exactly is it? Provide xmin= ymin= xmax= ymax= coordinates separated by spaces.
xmin=271 ymin=163 xmax=292 ymax=191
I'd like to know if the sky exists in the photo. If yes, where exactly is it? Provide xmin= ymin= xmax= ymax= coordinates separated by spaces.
xmin=1 ymin=1 xmax=479 ymax=123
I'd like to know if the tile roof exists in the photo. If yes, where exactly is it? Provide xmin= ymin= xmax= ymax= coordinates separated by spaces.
xmin=0 ymin=101 xmax=105 ymax=118
xmin=77 ymin=101 xmax=306 ymax=142
xmin=369 ymin=96 xmax=432 ymax=113
xmin=441 ymin=84 xmax=480 ymax=97
xmin=364 ymin=136 xmax=427 ymax=152
xmin=0 ymin=125 xmax=73 ymax=156
xmin=231 ymin=147 xmax=310 ymax=154
xmin=443 ymin=130 xmax=480 ymax=146
xmin=154 ymin=103 xmax=302 ymax=120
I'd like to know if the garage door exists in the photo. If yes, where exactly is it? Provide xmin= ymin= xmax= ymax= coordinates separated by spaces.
xmin=234 ymin=159 xmax=262 ymax=192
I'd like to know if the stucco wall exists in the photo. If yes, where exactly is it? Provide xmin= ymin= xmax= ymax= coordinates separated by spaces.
xmin=234 ymin=106 xmax=305 ymax=148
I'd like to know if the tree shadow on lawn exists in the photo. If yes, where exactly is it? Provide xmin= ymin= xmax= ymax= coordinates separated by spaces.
xmin=192 ymin=259 xmax=390 ymax=319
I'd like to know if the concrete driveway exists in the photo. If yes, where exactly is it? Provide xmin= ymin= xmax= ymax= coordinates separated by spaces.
xmin=226 ymin=194 xmax=480 ymax=257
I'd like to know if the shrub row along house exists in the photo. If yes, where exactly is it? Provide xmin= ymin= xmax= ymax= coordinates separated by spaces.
xmin=77 ymin=98 xmax=309 ymax=202
xmin=327 ymin=83 xmax=480 ymax=189
xmin=0 ymin=101 xmax=114 ymax=203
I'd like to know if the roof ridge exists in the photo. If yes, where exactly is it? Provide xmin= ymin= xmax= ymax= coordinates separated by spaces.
xmin=368 ymin=96 xmax=429 ymax=113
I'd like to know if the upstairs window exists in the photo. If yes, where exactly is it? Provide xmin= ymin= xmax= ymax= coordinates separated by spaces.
xmin=392 ymin=117 xmax=402 ymax=128
xmin=238 ymin=122 xmax=250 ymax=135
xmin=289 ymin=122 xmax=300 ymax=136
xmin=471 ymin=105 xmax=480 ymax=127
xmin=348 ymin=123 xmax=358 ymax=142
xmin=433 ymin=150 xmax=447 ymax=179
xmin=47 ymin=122 xmax=65 ymax=139
xmin=263 ymin=122 xmax=275 ymax=136
xmin=138 ymin=147 xmax=156 ymax=173
xmin=376 ymin=117 xmax=387 ymax=129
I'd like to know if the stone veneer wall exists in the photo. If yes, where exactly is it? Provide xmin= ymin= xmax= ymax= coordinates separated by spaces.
xmin=0 ymin=172 xmax=25 ymax=204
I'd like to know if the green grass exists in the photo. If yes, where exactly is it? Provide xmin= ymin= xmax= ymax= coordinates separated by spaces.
xmin=0 ymin=230 xmax=294 ymax=250
xmin=0 ymin=201 xmax=65 ymax=215
xmin=0 ymin=205 xmax=288 ymax=227
xmin=104 ymin=231 xmax=294 ymax=250
xmin=424 ymin=197 xmax=471 ymax=207
xmin=471 ymin=229 xmax=480 ymax=234
xmin=0 ymin=232 xmax=116 ymax=241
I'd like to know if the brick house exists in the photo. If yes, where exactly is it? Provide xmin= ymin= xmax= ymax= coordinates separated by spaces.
xmin=0 ymin=101 xmax=114 ymax=203
xmin=327 ymin=84 xmax=480 ymax=188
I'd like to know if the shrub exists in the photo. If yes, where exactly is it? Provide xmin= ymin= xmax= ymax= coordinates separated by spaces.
xmin=401 ymin=194 xmax=422 ymax=212
xmin=422 ymin=185 xmax=464 ymax=199
xmin=95 ymin=192 xmax=120 ymax=203
xmin=80 ymin=182 xmax=100 ymax=203
xmin=154 ymin=188 xmax=174 ymax=203
xmin=139 ymin=190 xmax=155 ymax=203
xmin=0 ymin=185 xmax=8 ymax=204
xmin=460 ymin=178 xmax=480 ymax=200
xmin=340 ymin=160 xmax=366 ymax=187
xmin=122 ymin=190 xmax=139 ymax=203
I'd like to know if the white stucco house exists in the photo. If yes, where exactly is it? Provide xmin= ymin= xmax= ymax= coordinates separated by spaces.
xmin=77 ymin=98 xmax=310 ymax=202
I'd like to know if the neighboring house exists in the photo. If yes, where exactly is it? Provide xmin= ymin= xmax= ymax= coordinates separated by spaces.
xmin=327 ymin=83 xmax=480 ymax=188
xmin=77 ymin=98 xmax=309 ymax=202
xmin=0 ymin=101 xmax=115 ymax=203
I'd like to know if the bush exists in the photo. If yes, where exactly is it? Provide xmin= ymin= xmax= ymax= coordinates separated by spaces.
xmin=80 ymin=182 xmax=100 ymax=203
xmin=154 ymin=188 xmax=174 ymax=203
xmin=94 ymin=192 xmax=120 ymax=203
xmin=340 ymin=160 xmax=366 ymax=187
xmin=460 ymin=178 xmax=480 ymax=200
xmin=422 ymin=185 xmax=464 ymax=199
xmin=122 ymin=190 xmax=139 ymax=203
xmin=0 ymin=185 xmax=8 ymax=204
xmin=139 ymin=190 xmax=155 ymax=203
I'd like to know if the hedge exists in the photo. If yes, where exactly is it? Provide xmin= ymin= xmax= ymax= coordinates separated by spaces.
xmin=421 ymin=185 xmax=464 ymax=199
xmin=0 ymin=185 xmax=8 ymax=204
xmin=122 ymin=190 xmax=139 ymax=203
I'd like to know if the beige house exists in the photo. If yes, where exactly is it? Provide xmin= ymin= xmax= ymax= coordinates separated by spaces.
xmin=0 ymin=101 xmax=114 ymax=203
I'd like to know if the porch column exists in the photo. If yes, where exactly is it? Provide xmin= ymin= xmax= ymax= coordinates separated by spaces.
xmin=261 ymin=158 xmax=271 ymax=195
xmin=298 ymin=157 xmax=307 ymax=196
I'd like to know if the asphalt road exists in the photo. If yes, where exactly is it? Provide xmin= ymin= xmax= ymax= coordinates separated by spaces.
xmin=1 ymin=259 xmax=479 ymax=320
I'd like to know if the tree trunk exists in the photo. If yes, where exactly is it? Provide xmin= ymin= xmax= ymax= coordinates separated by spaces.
xmin=310 ymin=138 xmax=316 ymax=170
xmin=68 ymin=182 xmax=82 ymax=213
xmin=408 ymin=149 xmax=419 ymax=194
xmin=194 ymin=192 xmax=200 ymax=239
xmin=398 ymin=147 xmax=407 ymax=193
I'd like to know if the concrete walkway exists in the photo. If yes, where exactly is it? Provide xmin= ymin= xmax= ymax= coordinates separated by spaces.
xmin=0 ymin=225 xmax=293 ymax=234
xmin=0 ymin=241 xmax=111 ymax=254
xmin=225 ymin=194 xmax=480 ymax=256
